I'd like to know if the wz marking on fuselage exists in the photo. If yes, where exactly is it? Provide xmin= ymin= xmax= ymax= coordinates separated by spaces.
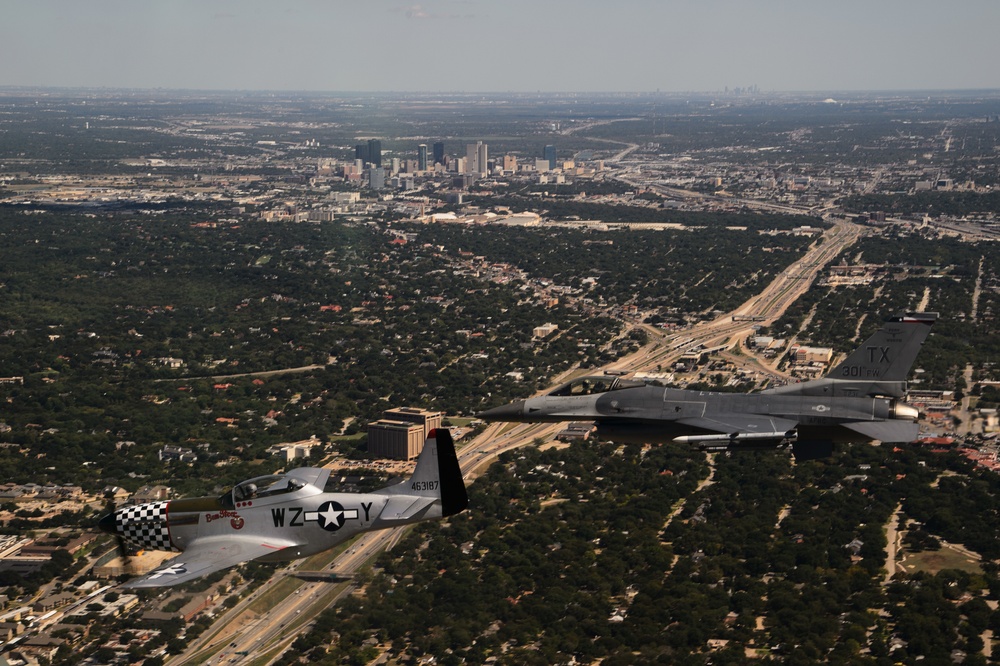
xmin=271 ymin=501 xmax=373 ymax=531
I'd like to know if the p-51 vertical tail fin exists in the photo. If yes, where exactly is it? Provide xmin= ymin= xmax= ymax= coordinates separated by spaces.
xmin=387 ymin=428 xmax=468 ymax=517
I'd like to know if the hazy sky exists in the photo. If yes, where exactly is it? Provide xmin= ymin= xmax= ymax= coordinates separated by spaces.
xmin=2 ymin=0 xmax=998 ymax=93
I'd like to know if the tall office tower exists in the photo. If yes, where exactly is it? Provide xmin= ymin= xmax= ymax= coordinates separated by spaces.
xmin=466 ymin=141 xmax=488 ymax=175
xmin=369 ymin=167 xmax=385 ymax=190
xmin=477 ymin=141 xmax=488 ymax=176
xmin=355 ymin=144 xmax=369 ymax=164
xmin=503 ymin=155 xmax=518 ymax=173
xmin=544 ymin=145 xmax=557 ymax=170
xmin=465 ymin=143 xmax=478 ymax=174
xmin=367 ymin=138 xmax=382 ymax=167
xmin=418 ymin=144 xmax=428 ymax=171
xmin=432 ymin=141 xmax=445 ymax=165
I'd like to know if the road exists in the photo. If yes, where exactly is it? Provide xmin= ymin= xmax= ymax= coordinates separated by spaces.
xmin=884 ymin=503 xmax=903 ymax=584
xmin=172 ymin=528 xmax=400 ymax=665
xmin=557 ymin=118 xmax=641 ymax=163
xmin=155 ymin=364 xmax=328 ymax=384
xmin=621 ymin=218 xmax=860 ymax=377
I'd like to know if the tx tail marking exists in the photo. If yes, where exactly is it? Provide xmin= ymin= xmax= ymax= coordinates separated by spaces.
xmin=868 ymin=346 xmax=890 ymax=363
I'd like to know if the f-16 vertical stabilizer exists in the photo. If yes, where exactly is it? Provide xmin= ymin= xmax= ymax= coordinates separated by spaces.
xmin=768 ymin=311 xmax=937 ymax=398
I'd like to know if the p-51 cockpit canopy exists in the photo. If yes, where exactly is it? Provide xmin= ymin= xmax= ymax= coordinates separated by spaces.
xmin=547 ymin=375 xmax=646 ymax=397
xmin=221 ymin=467 xmax=331 ymax=508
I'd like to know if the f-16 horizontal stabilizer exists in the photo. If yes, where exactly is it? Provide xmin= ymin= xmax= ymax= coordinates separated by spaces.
xmin=842 ymin=419 xmax=920 ymax=443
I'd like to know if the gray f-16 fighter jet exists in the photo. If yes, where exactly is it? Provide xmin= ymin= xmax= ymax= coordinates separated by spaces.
xmin=480 ymin=312 xmax=937 ymax=460
xmin=99 ymin=428 xmax=468 ymax=587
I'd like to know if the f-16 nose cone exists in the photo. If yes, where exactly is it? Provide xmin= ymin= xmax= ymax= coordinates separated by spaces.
xmin=98 ymin=512 xmax=118 ymax=536
xmin=478 ymin=400 xmax=526 ymax=421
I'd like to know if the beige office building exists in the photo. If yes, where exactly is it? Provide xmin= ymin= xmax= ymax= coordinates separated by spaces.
xmin=367 ymin=420 xmax=425 ymax=460
xmin=383 ymin=407 xmax=443 ymax=439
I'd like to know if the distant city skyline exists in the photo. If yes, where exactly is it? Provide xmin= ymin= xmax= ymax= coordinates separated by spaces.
xmin=2 ymin=0 xmax=999 ymax=93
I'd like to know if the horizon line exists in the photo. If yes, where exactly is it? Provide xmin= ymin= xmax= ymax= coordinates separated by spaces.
xmin=2 ymin=85 xmax=1000 ymax=98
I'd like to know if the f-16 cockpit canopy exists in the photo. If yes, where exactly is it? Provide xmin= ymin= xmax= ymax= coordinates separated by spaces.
xmin=548 ymin=375 xmax=647 ymax=397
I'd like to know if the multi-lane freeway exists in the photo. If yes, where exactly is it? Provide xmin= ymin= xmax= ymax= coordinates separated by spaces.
xmin=623 ymin=218 xmax=860 ymax=376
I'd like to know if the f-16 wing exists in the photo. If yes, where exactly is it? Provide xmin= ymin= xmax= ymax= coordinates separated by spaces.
xmin=673 ymin=414 xmax=919 ymax=449
xmin=124 ymin=536 xmax=297 ymax=589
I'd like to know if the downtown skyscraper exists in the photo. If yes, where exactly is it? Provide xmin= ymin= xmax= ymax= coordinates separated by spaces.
xmin=466 ymin=141 xmax=488 ymax=176
xmin=367 ymin=139 xmax=382 ymax=168
xmin=418 ymin=144 xmax=428 ymax=171
xmin=544 ymin=145 xmax=557 ymax=170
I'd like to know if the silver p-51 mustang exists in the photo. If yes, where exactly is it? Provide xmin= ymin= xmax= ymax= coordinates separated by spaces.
xmin=99 ymin=428 xmax=468 ymax=587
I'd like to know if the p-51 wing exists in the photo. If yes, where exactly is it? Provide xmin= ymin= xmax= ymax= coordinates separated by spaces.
xmin=124 ymin=536 xmax=297 ymax=589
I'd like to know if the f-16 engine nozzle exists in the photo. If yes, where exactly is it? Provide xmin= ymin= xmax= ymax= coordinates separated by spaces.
xmin=891 ymin=402 xmax=919 ymax=421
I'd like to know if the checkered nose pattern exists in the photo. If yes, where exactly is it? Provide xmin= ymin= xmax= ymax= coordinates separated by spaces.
xmin=115 ymin=501 xmax=179 ymax=552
